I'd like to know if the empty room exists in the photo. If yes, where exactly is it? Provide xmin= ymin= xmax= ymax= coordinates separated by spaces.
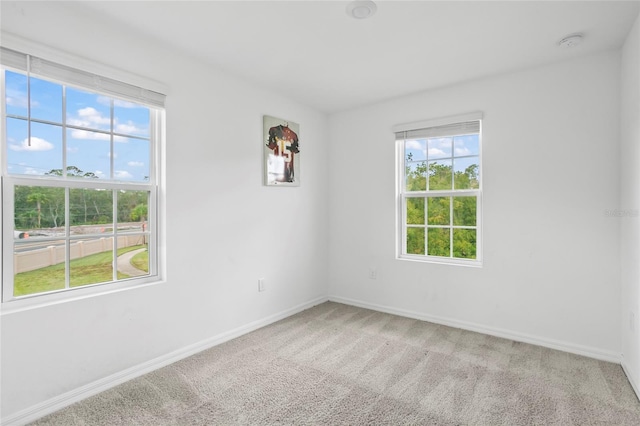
xmin=1 ymin=0 xmax=640 ymax=424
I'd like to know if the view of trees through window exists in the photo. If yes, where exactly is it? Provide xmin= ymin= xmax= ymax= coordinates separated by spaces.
xmin=3 ymin=62 xmax=157 ymax=301
xmin=402 ymin=132 xmax=480 ymax=260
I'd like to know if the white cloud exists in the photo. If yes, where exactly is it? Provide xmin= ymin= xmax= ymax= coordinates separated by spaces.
xmin=116 ymin=121 xmax=146 ymax=135
xmin=70 ymin=129 xmax=126 ymax=142
xmin=9 ymin=137 xmax=54 ymax=152
xmin=115 ymin=170 xmax=133 ymax=179
xmin=6 ymin=96 xmax=28 ymax=108
xmin=405 ymin=140 xmax=424 ymax=150
xmin=428 ymin=148 xmax=447 ymax=157
xmin=78 ymin=107 xmax=111 ymax=124
xmin=69 ymin=106 xmax=143 ymax=140
xmin=107 ymin=152 xmax=118 ymax=159
xmin=429 ymin=137 xmax=451 ymax=148
xmin=70 ymin=129 xmax=110 ymax=141
xmin=24 ymin=167 xmax=42 ymax=175
xmin=95 ymin=170 xmax=105 ymax=179
xmin=68 ymin=107 xmax=110 ymax=130
xmin=67 ymin=146 xmax=79 ymax=153
xmin=128 ymin=161 xmax=144 ymax=167
xmin=6 ymin=90 xmax=38 ymax=109
xmin=454 ymin=147 xmax=472 ymax=156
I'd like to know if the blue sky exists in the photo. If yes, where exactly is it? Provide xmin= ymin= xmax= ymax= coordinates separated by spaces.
xmin=405 ymin=134 xmax=480 ymax=187
xmin=5 ymin=71 xmax=150 ymax=181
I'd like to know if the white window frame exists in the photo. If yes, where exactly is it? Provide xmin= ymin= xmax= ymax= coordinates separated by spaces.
xmin=1 ymin=45 xmax=166 ymax=310
xmin=395 ymin=112 xmax=483 ymax=267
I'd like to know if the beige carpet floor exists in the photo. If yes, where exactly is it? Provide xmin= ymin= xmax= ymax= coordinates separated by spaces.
xmin=33 ymin=301 xmax=640 ymax=425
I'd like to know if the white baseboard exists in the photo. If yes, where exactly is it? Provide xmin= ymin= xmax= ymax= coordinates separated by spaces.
xmin=621 ymin=358 xmax=640 ymax=402
xmin=329 ymin=295 xmax=622 ymax=364
xmin=2 ymin=296 xmax=329 ymax=426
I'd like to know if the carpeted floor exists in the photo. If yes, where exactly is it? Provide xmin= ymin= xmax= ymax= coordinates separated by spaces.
xmin=32 ymin=302 xmax=640 ymax=425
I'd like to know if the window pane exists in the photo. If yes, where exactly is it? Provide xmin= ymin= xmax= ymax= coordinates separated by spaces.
xmin=5 ymin=70 xmax=28 ymax=117
xmin=115 ymin=188 xmax=149 ymax=279
xmin=3 ymin=59 xmax=161 ymax=302
xmin=14 ymin=241 xmax=67 ymax=297
xmin=117 ymin=190 xmax=149 ymax=233
xmin=14 ymin=185 xmax=65 ymax=231
xmin=7 ymin=119 xmax=63 ymax=176
xmin=117 ymin=244 xmax=149 ymax=280
xmin=114 ymin=101 xmax=150 ymax=137
xmin=428 ymin=228 xmax=450 ymax=257
xmin=454 ymin=157 xmax=479 ymax=189
xmin=114 ymin=137 xmax=150 ymax=182
xmin=30 ymin=76 xmax=62 ymax=123
xmin=66 ymin=128 xmax=111 ymax=178
xmin=405 ymin=162 xmax=426 ymax=191
xmin=67 ymin=87 xmax=111 ymax=132
xmin=453 ymin=196 xmax=477 ymax=226
xmin=427 ymin=137 xmax=452 ymax=159
xmin=69 ymin=238 xmax=114 ymax=288
xmin=428 ymin=160 xmax=452 ymax=190
xmin=453 ymin=229 xmax=476 ymax=259
xmin=69 ymin=188 xmax=113 ymax=234
xmin=405 ymin=139 xmax=426 ymax=162
xmin=427 ymin=197 xmax=450 ymax=225
xmin=406 ymin=198 xmax=425 ymax=225
xmin=453 ymin=134 xmax=479 ymax=156
xmin=13 ymin=185 xmax=67 ymax=297
xmin=406 ymin=227 xmax=425 ymax=255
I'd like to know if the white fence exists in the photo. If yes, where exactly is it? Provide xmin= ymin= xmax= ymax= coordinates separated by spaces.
xmin=14 ymin=235 xmax=146 ymax=274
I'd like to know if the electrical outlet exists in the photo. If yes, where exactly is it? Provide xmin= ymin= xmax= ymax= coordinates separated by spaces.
xmin=258 ymin=278 xmax=265 ymax=292
xmin=368 ymin=268 xmax=377 ymax=280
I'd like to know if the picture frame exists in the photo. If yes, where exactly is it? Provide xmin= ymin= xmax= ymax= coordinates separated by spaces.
xmin=263 ymin=115 xmax=300 ymax=187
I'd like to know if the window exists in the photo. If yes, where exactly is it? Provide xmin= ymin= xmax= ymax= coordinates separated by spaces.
xmin=395 ymin=113 xmax=482 ymax=266
xmin=1 ymin=47 xmax=165 ymax=303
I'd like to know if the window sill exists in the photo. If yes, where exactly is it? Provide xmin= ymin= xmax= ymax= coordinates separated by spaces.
xmin=397 ymin=254 xmax=483 ymax=268
xmin=0 ymin=276 xmax=165 ymax=315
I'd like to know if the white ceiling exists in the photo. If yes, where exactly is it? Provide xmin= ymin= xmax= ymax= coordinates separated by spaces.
xmin=54 ymin=1 xmax=640 ymax=112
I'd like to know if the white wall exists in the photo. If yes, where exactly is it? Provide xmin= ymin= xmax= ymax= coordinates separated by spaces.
xmin=0 ymin=2 xmax=328 ymax=420
xmin=328 ymin=50 xmax=622 ymax=360
xmin=621 ymin=14 xmax=640 ymax=395
xmin=0 ymin=1 xmax=636 ymax=421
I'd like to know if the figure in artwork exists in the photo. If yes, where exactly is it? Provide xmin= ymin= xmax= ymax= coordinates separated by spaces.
xmin=266 ymin=123 xmax=299 ymax=183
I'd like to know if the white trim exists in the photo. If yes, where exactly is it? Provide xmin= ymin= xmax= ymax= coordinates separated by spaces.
xmin=392 ymin=111 xmax=483 ymax=134
xmin=0 ymin=296 xmax=329 ymax=426
xmin=396 ymin=116 xmax=483 ymax=265
xmin=0 ymin=32 xmax=168 ymax=96
xmin=329 ymin=295 xmax=622 ymax=363
xmin=621 ymin=357 xmax=640 ymax=402
xmin=1 ymin=58 xmax=163 ymax=305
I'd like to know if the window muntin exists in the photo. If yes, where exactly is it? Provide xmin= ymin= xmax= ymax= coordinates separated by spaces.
xmin=397 ymin=115 xmax=482 ymax=265
xmin=2 ymin=49 xmax=163 ymax=304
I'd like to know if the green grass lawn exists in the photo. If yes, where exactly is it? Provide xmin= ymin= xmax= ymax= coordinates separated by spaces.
xmin=14 ymin=245 xmax=147 ymax=297
xmin=130 ymin=249 xmax=149 ymax=272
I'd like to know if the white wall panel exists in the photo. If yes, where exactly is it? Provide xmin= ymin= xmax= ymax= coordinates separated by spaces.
xmin=328 ymin=51 xmax=622 ymax=359
xmin=0 ymin=1 xmax=329 ymax=419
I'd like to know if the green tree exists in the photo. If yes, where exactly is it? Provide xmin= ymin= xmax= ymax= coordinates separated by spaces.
xmin=405 ymin=154 xmax=478 ymax=258
xmin=130 ymin=204 xmax=147 ymax=222
xmin=46 ymin=166 xmax=99 ymax=178
xmin=26 ymin=192 xmax=47 ymax=228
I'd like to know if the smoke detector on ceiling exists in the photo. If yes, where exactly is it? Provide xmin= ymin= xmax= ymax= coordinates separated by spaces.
xmin=558 ymin=33 xmax=584 ymax=48
xmin=346 ymin=1 xmax=377 ymax=20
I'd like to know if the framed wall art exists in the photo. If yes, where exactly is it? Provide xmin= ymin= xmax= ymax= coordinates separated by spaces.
xmin=264 ymin=115 xmax=300 ymax=186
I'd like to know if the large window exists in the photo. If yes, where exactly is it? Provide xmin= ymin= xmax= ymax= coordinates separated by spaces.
xmin=395 ymin=113 xmax=482 ymax=266
xmin=1 ymin=47 xmax=165 ymax=303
